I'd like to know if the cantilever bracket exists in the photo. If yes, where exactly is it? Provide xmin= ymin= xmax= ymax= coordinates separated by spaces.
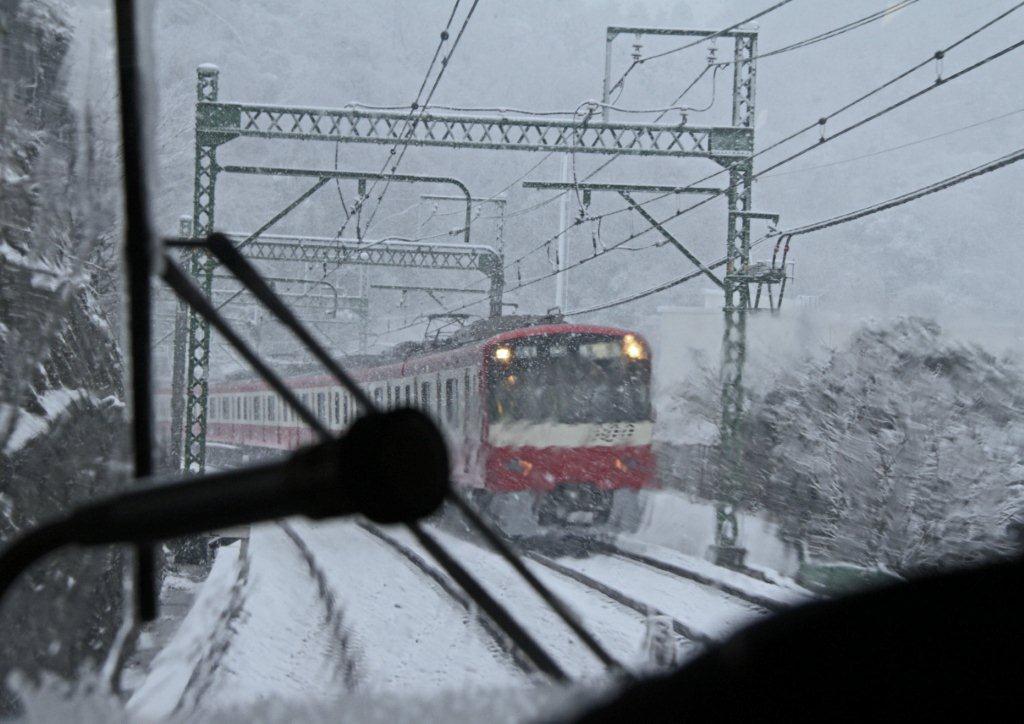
xmin=619 ymin=191 xmax=725 ymax=289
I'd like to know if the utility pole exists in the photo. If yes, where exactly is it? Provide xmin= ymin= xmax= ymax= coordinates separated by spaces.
xmin=555 ymin=153 xmax=570 ymax=311
xmin=168 ymin=215 xmax=191 ymax=471
xmin=713 ymin=29 xmax=758 ymax=569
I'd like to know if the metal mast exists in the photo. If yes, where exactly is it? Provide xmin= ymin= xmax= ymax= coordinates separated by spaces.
xmin=713 ymin=30 xmax=758 ymax=568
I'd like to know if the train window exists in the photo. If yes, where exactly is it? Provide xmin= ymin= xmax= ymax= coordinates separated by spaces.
xmin=445 ymin=378 xmax=456 ymax=423
xmin=253 ymin=396 xmax=260 ymax=421
xmin=235 ymin=397 xmax=241 ymax=420
xmin=267 ymin=395 xmax=276 ymax=422
xmin=222 ymin=398 xmax=230 ymax=420
xmin=243 ymin=397 xmax=249 ymax=421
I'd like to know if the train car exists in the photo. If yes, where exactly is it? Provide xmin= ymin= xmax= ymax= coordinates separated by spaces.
xmin=161 ymin=315 xmax=656 ymax=533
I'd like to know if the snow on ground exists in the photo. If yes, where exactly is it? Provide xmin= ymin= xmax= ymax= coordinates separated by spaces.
xmin=388 ymin=525 xmax=685 ymax=678
xmin=1 ymin=388 xmax=96 ymax=454
xmin=129 ymin=543 xmax=243 ymax=720
xmin=613 ymin=536 xmax=817 ymax=609
xmin=293 ymin=519 xmax=522 ymax=691
xmin=125 ymin=508 xmax=803 ymax=719
xmin=634 ymin=489 xmax=804 ymax=576
xmin=551 ymin=553 xmax=764 ymax=642
xmin=195 ymin=523 xmax=347 ymax=713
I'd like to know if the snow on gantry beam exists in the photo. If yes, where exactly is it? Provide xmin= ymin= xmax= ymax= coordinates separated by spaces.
xmin=197 ymin=101 xmax=753 ymax=161
xmin=606 ymin=26 xmax=758 ymax=39
xmin=522 ymin=180 xmax=724 ymax=194
xmin=227 ymin=232 xmax=501 ymax=273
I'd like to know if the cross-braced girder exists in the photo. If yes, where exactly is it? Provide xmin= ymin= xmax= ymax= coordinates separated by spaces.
xmin=197 ymin=103 xmax=752 ymax=163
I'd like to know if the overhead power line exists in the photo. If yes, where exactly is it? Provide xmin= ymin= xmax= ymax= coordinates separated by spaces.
xmin=611 ymin=0 xmax=918 ymax=96
xmin=779 ymin=145 xmax=1024 ymax=237
xmin=759 ymin=106 xmax=1024 ymax=180
xmin=374 ymin=2 xmax=1024 ymax=337
xmin=609 ymin=0 xmax=798 ymax=95
xmin=444 ymin=0 xmax=1023 ymax=272
xmin=733 ymin=0 xmax=921 ymax=64
xmin=499 ymin=8 xmax=1024 ymax=277
xmin=358 ymin=0 xmax=481 ymax=236
xmin=568 ymin=143 xmax=1024 ymax=316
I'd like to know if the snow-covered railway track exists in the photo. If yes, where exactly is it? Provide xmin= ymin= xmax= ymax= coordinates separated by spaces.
xmin=292 ymin=520 xmax=523 ymax=689
xmin=597 ymin=545 xmax=783 ymax=612
xmin=389 ymin=526 xmax=683 ymax=676
xmin=171 ymin=539 xmax=252 ymax=715
xmin=358 ymin=522 xmax=535 ymax=676
xmin=537 ymin=549 xmax=768 ymax=643
xmin=606 ymin=536 xmax=817 ymax=611
xmin=277 ymin=522 xmax=361 ymax=683
xmin=524 ymin=552 xmax=716 ymax=647
xmin=136 ymin=524 xmax=355 ymax=719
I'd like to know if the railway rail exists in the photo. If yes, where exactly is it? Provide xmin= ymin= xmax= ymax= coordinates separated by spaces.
xmin=524 ymin=551 xmax=714 ymax=648
xmin=356 ymin=522 xmax=536 ymax=676
xmin=593 ymin=540 xmax=791 ymax=612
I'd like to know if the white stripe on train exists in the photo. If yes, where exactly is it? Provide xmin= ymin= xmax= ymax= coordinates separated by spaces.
xmin=487 ymin=421 xmax=653 ymax=448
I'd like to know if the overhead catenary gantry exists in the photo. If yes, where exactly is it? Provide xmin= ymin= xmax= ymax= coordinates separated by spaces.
xmin=181 ymin=69 xmax=496 ymax=473
xmin=182 ymin=55 xmax=759 ymax=497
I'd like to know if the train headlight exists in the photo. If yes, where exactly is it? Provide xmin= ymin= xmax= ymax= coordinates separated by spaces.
xmin=493 ymin=346 xmax=513 ymax=363
xmin=622 ymin=334 xmax=647 ymax=360
xmin=505 ymin=458 xmax=533 ymax=475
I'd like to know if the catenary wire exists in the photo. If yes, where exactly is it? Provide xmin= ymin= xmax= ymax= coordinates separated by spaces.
xmin=378 ymin=19 xmax=1024 ymax=334
xmin=567 ymin=143 xmax=1024 ymax=315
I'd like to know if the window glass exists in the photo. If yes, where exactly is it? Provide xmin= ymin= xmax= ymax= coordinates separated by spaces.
xmin=11 ymin=2 xmax=1019 ymax=713
xmin=445 ymin=378 xmax=456 ymax=423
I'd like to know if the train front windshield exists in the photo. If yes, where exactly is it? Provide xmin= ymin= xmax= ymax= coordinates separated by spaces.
xmin=487 ymin=334 xmax=651 ymax=424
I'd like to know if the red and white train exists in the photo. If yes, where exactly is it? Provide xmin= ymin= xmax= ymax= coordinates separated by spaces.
xmin=161 ymin=316 xmax=656 ymax=532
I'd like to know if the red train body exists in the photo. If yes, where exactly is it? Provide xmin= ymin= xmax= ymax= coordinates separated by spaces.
xmin=159 ymin=318 xmax=656 ymax=531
